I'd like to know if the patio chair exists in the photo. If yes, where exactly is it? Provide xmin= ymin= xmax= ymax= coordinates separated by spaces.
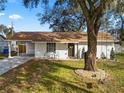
xmin=44 ymin=52 xmax=58 ymax=59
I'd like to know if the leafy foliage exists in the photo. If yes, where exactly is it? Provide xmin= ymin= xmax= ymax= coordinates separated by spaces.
xmin=23 ymin=0 xmax=49 ymax=8
xmin=0 ymin=24 xmax=15 ymax=38
xmin=0 ymin=0 xmax=7 ymax=11
xmin=109 ymin=0 xmax=124 ymax=43
xmin=37 ymin=1 xmax=85 ymax=32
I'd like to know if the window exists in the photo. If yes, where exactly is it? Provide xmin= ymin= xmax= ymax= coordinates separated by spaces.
xmin=47 ymin=43 xmax=56 ymax=52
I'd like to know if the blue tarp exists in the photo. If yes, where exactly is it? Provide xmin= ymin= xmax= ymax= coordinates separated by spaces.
xmin=3 ymin=48 xmax=8 ymax=54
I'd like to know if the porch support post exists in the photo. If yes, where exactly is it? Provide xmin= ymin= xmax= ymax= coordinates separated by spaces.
xmin=77 ymin=43 xmax=79 ymax=59
xmin=8 ymin=41 xmax=12 ymax=58
xmin=17 ymin=45 xmax=19 ymax=56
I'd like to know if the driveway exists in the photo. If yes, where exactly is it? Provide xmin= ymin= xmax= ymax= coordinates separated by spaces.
xmin=0 ymin=56 xmax=32 ymax=75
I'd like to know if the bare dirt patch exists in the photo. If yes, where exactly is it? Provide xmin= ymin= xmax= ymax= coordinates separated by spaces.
xmin=75 ymin=69 xmax=108 ymax=81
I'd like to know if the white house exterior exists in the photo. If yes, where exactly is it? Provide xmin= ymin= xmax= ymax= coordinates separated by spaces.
xmin=8 ymin=32 xmax=115 ymax=59
xmin=0 ymin=35 xmax=8 ymax=53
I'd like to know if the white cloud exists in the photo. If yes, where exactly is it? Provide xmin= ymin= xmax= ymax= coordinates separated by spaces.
xmin=9 ymin=14 xmax=23 ymax=20
xmin=0 ymin=13 xmax=5 ymax=16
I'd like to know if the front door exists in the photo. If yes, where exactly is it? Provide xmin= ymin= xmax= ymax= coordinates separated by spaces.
xmin=18 ymin=44 xmax=26 ymax=53
xmin=68 ymin=43 xmax=74 ymax=57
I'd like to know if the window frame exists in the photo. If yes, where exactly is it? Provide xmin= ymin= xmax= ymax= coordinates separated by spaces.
xmin=47 ymin=43 xmax=56 ymax=53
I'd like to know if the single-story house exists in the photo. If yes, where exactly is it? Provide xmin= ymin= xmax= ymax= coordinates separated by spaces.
xmin=8 ymin=32 xmax=115 ymax=59
xmin=0 ymin=35 xmax=8 ymax=53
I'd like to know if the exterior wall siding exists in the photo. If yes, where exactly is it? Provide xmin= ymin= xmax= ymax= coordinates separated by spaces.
xmin=35 ymin=43 xmax=46 ymax=58
xmin=74 ymin=42 xmax=114 ymax=59
xmin=56 ymin=43 xmax=68 ymax=59
xmin=97 ymin=42 xmax=114 ymax=59
xmin=11 ymin=41 xmax=16 ymax=52
xmin=74 ymin=42 xmax=87 ymax=59
xmin=34 ymin=42 xmax=114 ymax=59
xmin=0 ymin=36 xmax=7 ymax=53
xmin=26 ymin=42 xmax=35 ymax=54
xmin=35 ymin=43 xmax=68 ymax=59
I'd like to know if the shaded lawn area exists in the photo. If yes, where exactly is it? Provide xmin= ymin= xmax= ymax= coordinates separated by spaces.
xmin=0 ymin=52 xmax=17 ymax=59
xmin=0 ymin=54 xmax=124 ymax=93
xmin=0 ymin=54 xmax=7 ymax=59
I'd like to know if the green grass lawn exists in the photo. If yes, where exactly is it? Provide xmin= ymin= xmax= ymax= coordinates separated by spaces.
xmin=0 ymin=54 xmax=124 ymax=93
xmin=0 ymin=52 xmax=17 ymax=59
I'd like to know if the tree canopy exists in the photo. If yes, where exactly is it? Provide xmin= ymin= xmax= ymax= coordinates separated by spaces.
xmin=23 ymin=0 xmax=123 ymax=32
xmin=37 ymin=0 xmax=85 ymax=32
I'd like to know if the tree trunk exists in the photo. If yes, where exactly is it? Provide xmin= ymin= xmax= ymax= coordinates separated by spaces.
xmin=84 ymin=24 xmax=98 ymax=71
xmin=120 ymin=15 xmax=124 ymax=30
xmin=120 ymin=15 xmax=124 ymax=45
xmin=77 ymin=0 xmax=104 ymax=71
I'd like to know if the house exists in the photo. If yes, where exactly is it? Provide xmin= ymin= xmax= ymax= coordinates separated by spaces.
xmin=0 ymin=35 xmax=8 ymax=53
xmin=8 ymin=32 xmax=115 ymax=59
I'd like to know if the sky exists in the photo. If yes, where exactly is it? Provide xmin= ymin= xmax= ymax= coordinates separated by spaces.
xmin=0 ymin=0 xmax=54 ymax=32
xmin=0 ymin=0 xmax=123 ymax=33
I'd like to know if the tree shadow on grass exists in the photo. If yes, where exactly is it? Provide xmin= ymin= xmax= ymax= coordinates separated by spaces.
xmin=0 ymin=59 xmax=87 ymax=93
xmin=47 ymin=60 xmax=75 ymax=69
xmin=41 ymin=74 xmax=93 ymax=93
xmin=36 ymin=60 xmax=92 ymax=93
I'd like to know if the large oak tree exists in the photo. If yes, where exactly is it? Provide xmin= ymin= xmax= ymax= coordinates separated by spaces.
xmin=23 ymin=0 xmax=123 ymax=71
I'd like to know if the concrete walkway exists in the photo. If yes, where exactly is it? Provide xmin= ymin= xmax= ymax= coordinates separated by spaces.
xmin=0 ymin=56 xmax=32 ymax=75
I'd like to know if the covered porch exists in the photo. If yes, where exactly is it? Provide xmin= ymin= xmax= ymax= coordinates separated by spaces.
xmin=8 ymin=41 xmax=35 ymax=58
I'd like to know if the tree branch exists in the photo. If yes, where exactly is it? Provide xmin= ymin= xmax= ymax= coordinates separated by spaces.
xmin=77 ymin=0 xmax=90 ymax=22
xmin=91 ymin=1 xmax=105 ymax=23
xmin=94 ymin=16 xmax=101 ymax=35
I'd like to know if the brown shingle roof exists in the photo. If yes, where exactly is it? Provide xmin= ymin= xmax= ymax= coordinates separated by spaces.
xmin=8 ymin=32 xmax=114 ymax=42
